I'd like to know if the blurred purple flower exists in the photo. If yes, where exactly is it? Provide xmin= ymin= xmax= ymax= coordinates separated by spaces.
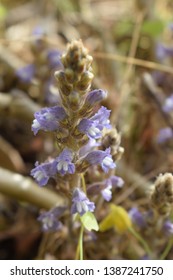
xmin=163 ymin=94 xmax=173 ymax=113
xmin=16 ymin=64 xmax=35 ymax=83
xmin=54 ymin=148 xmax=75 ymax=176
xmin=84 ymin=148 xmax=116 ymax=173
xmin=157 ymin=127 xmax=173 ymax=143
xmin=156 ymin=44 xmax=173 ymax=60
xmin=101 ymin=176 xmax=124 ymax=201
xmin=110 ymin=175 xmax=124 ymax=188
xmin=101 ymin=182 xmax=112 ymax=201
xmin=168 ymin=22 xmax=173 ymax=32
xmin=31 ymin=160 xmax=56 ymax=186
xmin=71 ymin=188 xmax=95 ymax=216
xmin=47 ymin=49 xmax=63 ymax=70
xmin=44 ymin=79 xmax=60 ymax=104
xmin=38 ymin=206 xmax=66 ymax=231
xmin=163 ymin=220 xmax=173 ymax=235
xmin=129 ymin=207 xmax=146 ymax=228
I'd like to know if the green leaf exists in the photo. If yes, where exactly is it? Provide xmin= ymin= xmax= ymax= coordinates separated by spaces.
xmin=141 ymin=19 xmax=165 ymax=37
xmin=114 ymin=20 xmax=133 ymax=37
xmin=0 ymin=4 xmax=7 ymax=21
xmin=80 ymin=212 xmax=99 ymax=231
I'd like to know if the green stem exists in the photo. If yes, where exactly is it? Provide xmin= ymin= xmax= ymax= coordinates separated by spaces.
xmin=81 ymin=173 xmax=86 ymax=193
xmin=75 ymin=225 xmax=84 ymax=260
xmin=160 ymin=238 xmax=173 ymax=260
xmin=129 ymin=227 xmax=152 ymax=257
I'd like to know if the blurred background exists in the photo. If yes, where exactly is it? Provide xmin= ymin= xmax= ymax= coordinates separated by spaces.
xmin=1 ymin=0 xmax=173 ymax=260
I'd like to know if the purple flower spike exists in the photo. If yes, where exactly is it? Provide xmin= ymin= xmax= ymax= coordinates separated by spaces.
xmin=85 ymin=148 xmax=116 ymax=173
xmin=91 ymin=106 xmax=111 ymax=129
xmin=78 ymin=119 xmax=102 ymax=139
xmin=32 ymin=106 xmax=67 ymax=135
xmin=16 ymin=64 xmax=35 ymax=83
xmin=54 ymin=148 xmax=75 ymax=176
xmin=31 ymin=161 xmax=56 ymax=186
xmin=163 ymin=94 xmax=173 ymax=113
xmin=129 ymin=208 xmax=146 ymax=228
xmin=163 ymin=220 xmax=173 ymax=235
xmin=85 ymin=89 xmax=107 ymax=105
xmin=157 ymin=127 xmax=173 ymax=143
xmin=71 ymin=188 xmax=95 ymax=216
xmin=38 ymin=206 xmax=66 ymax=231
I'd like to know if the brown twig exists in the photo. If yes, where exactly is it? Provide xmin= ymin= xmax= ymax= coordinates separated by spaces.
xmin=0 ymin=167 xmax=66 ymax=210
xmin=0 ymin=91 xmax=40 ymax=122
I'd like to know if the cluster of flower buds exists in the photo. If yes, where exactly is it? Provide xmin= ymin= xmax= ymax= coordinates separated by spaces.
xmin=31 ymin=40 xmax=123 ymax=230
xmin=150 ymin=173 xmax=173 ymax=216
xmin=128 ymin=173 xmax=173 ymax=239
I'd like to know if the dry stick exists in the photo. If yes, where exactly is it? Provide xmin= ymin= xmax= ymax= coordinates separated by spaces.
xmin=117 ymin=160 xmax=152 ymax=197
xmin=92 ymin=52 xmax=173 ymax=76
xmin=0 ymin=45 xmax=25 ymax=70
xmin=115 ymin=11 xmax=145 ymax=126
xmin=0 ymin=92 xmax=40 ymax=122
xmin=122 ymin=11 xmax=145 ymax=84
xmin=0 ymin=167 xmax=65 ymax=210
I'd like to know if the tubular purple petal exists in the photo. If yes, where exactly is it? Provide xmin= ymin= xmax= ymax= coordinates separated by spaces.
xmin=71 ymin=188 xmax=95 ymax=216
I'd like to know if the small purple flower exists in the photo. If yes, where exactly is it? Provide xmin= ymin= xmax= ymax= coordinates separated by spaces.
xmin=32 ymin=106 xmax=67 ymax=135
xmin=79 ymin=139 xmax=99 ymax=157
xmin=84 ymin=148 xmax=116 ymax=173
xmin=31 ymin=161 xmax=56 ymax=186
xmin=91 ymin=106 xmax=111 ymax=129
xmin=16 ymin=64 xmax=35 ymax=83
xmin=163 ymin=94 xmax=173 ymax=113
xmin=78 ymin=118 xmax=102 ymax=139
xmin=38 ymin=206 xmax=66 ymax=231
xmin=71 ymin=188 xmax=95 ymax=216
xmin=101 ymin=176 xmax=124 ymax=201
xmin=54 ymin=148 xmax=75 ymax=176
xmin=163 ymin=220 xmax=173 ymax=235
xmin=78 ymin=106 xmax=111 ymax=139
xmin=85 ymin=89 xmax=107 ymax=105
xmin=157 ymin=127 xmax=173 ymax=143
xmin=101 ymin=183 xmax=112 ymax=201
xmin=87 ymin=175 xmax=124 ymax=198
xmin=129 ymin=208 xmax=146 ymax=228
xmin=110 ymin=175 xmax=124 ymax=188
xmin=44 ymin=79 xmax=60 ymax=104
